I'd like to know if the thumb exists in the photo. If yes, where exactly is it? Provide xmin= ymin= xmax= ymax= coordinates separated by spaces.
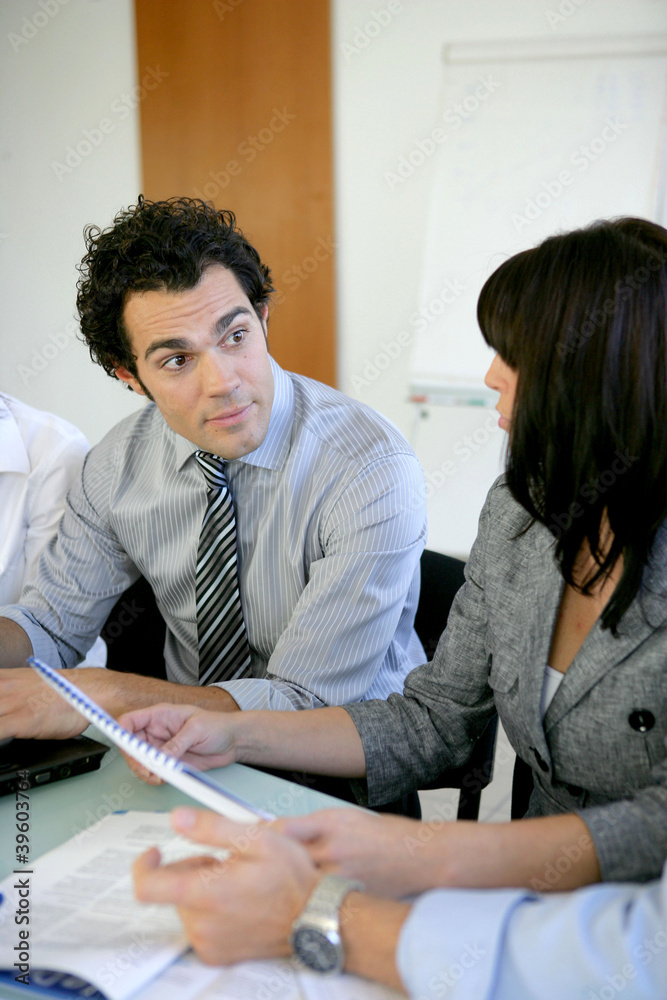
xmin=159 ymin=715 xmax=208 ymax=760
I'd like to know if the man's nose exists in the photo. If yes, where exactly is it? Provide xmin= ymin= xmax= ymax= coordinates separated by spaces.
xmin=201 ymin=353 xmax=240 ymax=395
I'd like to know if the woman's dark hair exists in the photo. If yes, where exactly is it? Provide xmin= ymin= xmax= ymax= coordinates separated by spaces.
xmin=76 ymin=197 xmax=274 ymax=379
xmin=477 ymin=217 xmax=667 ymax=631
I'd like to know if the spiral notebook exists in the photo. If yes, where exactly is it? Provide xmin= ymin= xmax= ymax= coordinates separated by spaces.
xmin=28 ymin=656 xmax=273 ymax=823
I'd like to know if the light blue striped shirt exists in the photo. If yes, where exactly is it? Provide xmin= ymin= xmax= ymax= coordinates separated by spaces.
xmin=2 ymin=360 xmax=427 ymax=710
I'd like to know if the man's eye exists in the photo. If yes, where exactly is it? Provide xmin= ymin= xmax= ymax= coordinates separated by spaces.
xmin=164 ymin=355 xmax=188 ymax=369
xmin=228 ymin=329 xmax=246 ymax=345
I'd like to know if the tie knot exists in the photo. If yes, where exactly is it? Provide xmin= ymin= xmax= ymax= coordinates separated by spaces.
xmin=195 ymin=451 xmax=227 ymax=492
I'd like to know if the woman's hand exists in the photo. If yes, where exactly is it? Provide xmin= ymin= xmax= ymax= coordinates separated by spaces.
xmin=273 ymin=808 xmax=439 ymax=899
xmin=275 ymin=809 xmax=601 ymax=896
xmin=118 ymin=703 xmax=239 ymax=782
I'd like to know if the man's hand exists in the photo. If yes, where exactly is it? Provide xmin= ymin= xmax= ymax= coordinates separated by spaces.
xmin=118 ymin=704 xmax=239 ymax=782
xmin=274 ymin=809 xmax=433 ymax=899
xmin=0 ymin=664 xmax=241 ymax=742
xmin=0 ymin=667 xmax=90 ymax=740
xmin=0 ymin=618 xmax=34 ymax=670
xmin=133 ymin=807 xmax=319 ymax=965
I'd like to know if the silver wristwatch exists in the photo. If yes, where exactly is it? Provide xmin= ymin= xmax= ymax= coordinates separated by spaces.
xmin=290 ymin=874 xmax=364 ymax=974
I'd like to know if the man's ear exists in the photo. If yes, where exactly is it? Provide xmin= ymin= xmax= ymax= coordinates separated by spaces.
xmin=115 ymin=366 xmax=147 ymax=396
xmin=260 ymin=303 xmax=269 ymax=343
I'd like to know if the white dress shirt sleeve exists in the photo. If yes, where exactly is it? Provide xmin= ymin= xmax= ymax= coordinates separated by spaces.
xmin=397 ymin=867 xmax=667 ymax=1000
xmin=21 ymin=434 xmax=90 ymax=589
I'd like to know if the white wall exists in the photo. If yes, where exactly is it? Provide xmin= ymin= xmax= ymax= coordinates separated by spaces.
xmin=0 ymin=0 xmax=143 ymax=444
xmin=332 ymin=0 xmax=667 ymax=557
xmin=2 ymin=0 xmax=666 ymax=546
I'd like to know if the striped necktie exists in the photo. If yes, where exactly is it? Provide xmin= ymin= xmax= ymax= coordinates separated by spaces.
xmin=195 ymin=451 xmax=251 ymax=685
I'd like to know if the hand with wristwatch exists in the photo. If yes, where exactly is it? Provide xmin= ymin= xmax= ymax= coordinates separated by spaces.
xmin=290 ymin=875 xmax=364 ymax=974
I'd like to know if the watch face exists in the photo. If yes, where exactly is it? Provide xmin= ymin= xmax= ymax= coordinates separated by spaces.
xmin=293 ymin=927 xmax=340 ymax=973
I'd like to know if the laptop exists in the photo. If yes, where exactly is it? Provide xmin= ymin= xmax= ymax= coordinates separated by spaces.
xmin=0 ymin=735 xmax=109 ymax=796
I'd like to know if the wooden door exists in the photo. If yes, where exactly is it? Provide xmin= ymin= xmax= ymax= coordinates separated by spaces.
xmin=134 ymin=0 xmax=336 ymax=386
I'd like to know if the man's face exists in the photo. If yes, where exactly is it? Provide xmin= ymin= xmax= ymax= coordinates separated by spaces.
xmin=116 ymin=265 xmax=275 ymax=459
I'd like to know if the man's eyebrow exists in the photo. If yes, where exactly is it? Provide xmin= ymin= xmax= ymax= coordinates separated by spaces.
xmin=143 ymin=307 xmax=254 ymax=362
xmin=144 ymin=337 xmax=191 ymax=362
xmin=213 ymin=306 xmax=254 ymax=335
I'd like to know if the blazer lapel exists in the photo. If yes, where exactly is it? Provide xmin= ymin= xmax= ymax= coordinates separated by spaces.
xmin=543 ymin=522 xmax=667 ymax=732
xmin=513 ymin=523 xmax=564 ymax=758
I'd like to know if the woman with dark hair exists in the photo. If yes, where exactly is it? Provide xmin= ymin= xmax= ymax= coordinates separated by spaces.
xmin=121 ymin=219 xmax=667 ymax=940
xmin=478 ymin=216 xmax=667 ymax=637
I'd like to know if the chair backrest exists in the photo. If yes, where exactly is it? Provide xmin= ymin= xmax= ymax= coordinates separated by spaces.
xmin=101 ymin=576 xmax=167 ymax=679
xmin=413 ymin=549 xmax=466 ymax=659
xmin=413 ymin=548 xmax=498 ymax=820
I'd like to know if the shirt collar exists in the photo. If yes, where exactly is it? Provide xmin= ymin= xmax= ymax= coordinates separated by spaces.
xmin=172 ymin=356 xmax=294 ymax=472
xmin=0 ymin=399 xmax=30 ymax=475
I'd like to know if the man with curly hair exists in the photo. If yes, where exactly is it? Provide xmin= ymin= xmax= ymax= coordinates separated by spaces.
xmin=0 ymin=198 xmax=427 ymax=746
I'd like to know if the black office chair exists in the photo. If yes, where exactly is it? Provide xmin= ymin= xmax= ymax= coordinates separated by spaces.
xmin=413 ymin=549 xmax=498 ymax=821
xmin=101 ymin=576 xmax=167 ymax=679
xmin=510 ymin=756 xmax=534 ymax=818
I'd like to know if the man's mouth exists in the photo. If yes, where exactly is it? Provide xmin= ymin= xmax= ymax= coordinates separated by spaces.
xmin=206 ymin=404 xmax=253 ymax=427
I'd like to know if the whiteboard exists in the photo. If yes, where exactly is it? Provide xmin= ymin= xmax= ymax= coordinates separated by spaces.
xmin=409 ymin=35 xmax=667 ymax=405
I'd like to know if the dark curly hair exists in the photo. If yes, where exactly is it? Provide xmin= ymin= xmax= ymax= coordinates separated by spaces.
xmin=477 ymin=217 xmax=667 ymax=632
xmin=76 ymin=197 xmax=274 ymax=380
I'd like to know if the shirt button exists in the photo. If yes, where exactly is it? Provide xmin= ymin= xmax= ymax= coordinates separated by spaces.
xmin=531 ymin=747 xmax=549 ymax=772
xmin=628 ymin=710 xmax=655 ymax=733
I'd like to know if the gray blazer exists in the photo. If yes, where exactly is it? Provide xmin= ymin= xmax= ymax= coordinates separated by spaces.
xmin=345 ymin=476 xmax=667 ymax=883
